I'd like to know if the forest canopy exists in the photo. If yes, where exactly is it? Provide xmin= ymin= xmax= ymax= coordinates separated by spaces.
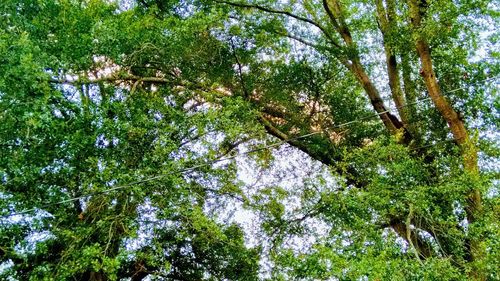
xmin=0 ymin=0 xmax=499 ymax=280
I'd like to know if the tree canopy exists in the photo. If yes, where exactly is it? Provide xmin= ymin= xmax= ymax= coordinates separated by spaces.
xmin=0 ymin=0 xmax=498 ymax=280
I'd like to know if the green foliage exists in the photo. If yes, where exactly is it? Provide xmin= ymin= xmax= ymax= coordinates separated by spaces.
xmin=0 ymin=0 xmax=498 ymax=280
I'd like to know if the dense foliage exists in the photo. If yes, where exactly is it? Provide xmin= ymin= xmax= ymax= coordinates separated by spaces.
xmin=0 ymin=0 xmax=498 ymax=280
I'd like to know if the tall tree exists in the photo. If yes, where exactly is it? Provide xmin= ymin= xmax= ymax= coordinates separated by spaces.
xmin=208 ymin=0 xmax=498 ymax=279
xmin=0 ymin=0 xmax=498 ymax=280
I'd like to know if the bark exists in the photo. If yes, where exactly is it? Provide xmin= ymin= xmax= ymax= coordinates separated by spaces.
xmin=218 ymin=0 xmax=404 ymax=136
xmin=87 ymin=272 xmax=107 ymax=281
xmin=375 ymin=0 xmax=409 ymax=125
xmin=259 ymin=115 xmax=335 ymax=166
xmin=400 ymin=53 xmax=421 ymax=137
xmin=322 ymin=0 xmax=401 ymax=134
xmin=391 ymin=221 xmax=434 ymax=259
xmin=259 ymin=115 xmax=368 ymax=188
xmin=408 ymin=0 xmax=484 ymax=279
xmin=349 ymin=61 xmax=401 ymax=133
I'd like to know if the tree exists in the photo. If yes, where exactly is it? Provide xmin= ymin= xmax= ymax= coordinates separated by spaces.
xmin=0 ymin=0 xmax=498 ymax=280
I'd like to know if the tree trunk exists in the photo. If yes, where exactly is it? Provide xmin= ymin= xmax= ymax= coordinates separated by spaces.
xmin=408 ymin=0 xmax=484 ymax=279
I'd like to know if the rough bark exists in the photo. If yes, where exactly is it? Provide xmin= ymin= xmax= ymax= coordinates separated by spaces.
xmin=408 ymin=0 xmax=484 ymax=279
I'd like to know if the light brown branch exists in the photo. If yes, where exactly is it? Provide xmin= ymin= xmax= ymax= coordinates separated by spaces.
xmin=217 ymin=0 xmax=342 ymax=49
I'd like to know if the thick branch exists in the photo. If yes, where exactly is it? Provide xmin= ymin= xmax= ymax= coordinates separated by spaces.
xmin=408 ymin=0 xmax=483 ymax=278
xmin=401 ymin=53 xmax=419 ymax=128
xmin=259 ymin=115 xmax=367 ymax=188
xmin=323 ymin=0 xmax=353 ymax=46
xmin=322 ymin=0 xmax=342 ymax=34
xmin=375 ymin=0 xmax=409 ymax=124
xmin=391 ymin=220 xmax=434 ymax=259
xmin=348 ymin=63 xmax=401 ymax=133
xmin=323 ymin=0 xmax=403 ymax=134
xmin=259 ymin=115 xmax=334 ymax=165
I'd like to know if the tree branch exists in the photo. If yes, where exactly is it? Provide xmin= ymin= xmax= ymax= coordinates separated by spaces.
xmin=49 ymin=75 xmax=171 ymax=85
xmin=216 ymin=0 xmax=342 ymax=49
xmin=230 ymin=38 xmax=250 ymax=98
xmin=322 ymin=0 xmax=341 ymax=33
xmin=282 ymin=32 xmax=335 ymax=54
xmin=375 ymin=0 xmax=409 ymax=124
xmin=390 ymin=219 xmax=435 ymax=259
